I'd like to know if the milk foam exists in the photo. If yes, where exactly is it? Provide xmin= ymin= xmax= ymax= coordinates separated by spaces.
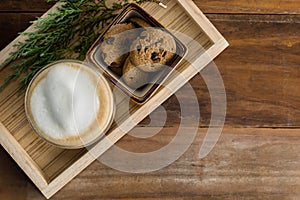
xmin=30 ymin=63 xmax=100 ymax=139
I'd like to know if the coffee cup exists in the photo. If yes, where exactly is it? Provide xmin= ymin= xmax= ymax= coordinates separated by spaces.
xmin=25 ymin=60 xmax=115 ymax=148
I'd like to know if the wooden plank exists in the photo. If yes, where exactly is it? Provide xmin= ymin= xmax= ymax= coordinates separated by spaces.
xmin=71 ymin=127 xmax=300 ymax=199
xmin=0 ymin=148 xmax=28 ymax=200
xmin=138 ymin=13 xmax=300 ymax=128
xmin=0 ymin=0 xmax=53 ymax=12
xmin=1 ymin=0 xmax=300 ymax=14
xmin=2 ymin=127 xmax=300 ymax=199
xmin=0 ymin=123 xmax=49 ymax=189
xmin=0 ymin=13 xmax=42 ymax=50
xmin=194 ymin=0 xmax=300 ymax=14
xmin=202 ymin=14 xmax=300 ymax=127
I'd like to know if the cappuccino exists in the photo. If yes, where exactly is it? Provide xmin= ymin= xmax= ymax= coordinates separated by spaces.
xmin=25 ymin=60 xmax=115 ymax=148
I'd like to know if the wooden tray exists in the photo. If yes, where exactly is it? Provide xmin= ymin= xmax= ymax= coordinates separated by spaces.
xmin=0 ymin=0 xmax=228 ymax=198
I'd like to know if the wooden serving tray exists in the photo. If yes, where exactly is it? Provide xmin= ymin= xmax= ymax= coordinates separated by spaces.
xmin=0 ymin=0 xmax=228 ymax=198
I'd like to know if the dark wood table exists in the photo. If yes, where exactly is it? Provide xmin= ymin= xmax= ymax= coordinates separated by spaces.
xmin=1 ymin=0 xmax=300 ymax=199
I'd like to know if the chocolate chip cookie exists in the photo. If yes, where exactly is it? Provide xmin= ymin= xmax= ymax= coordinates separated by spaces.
xmin=122 ymin=57 xmax=149 ymax=89
xmin=129 ymin=28 xmax=177 ymax=72
xmin=100 ymin=23 xmax=138 ymax=74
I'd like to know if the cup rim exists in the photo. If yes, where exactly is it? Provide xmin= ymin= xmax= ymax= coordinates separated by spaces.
xmin=24 ymin=59 xmax=115 ymax=149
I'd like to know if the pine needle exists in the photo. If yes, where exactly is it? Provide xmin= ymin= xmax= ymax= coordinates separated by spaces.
xmin=0 ymin=0 xmax=156 ymax=93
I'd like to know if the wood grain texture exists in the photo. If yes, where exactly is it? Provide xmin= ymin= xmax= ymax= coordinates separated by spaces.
xmin=1 ymin=0 xmax=299 ymax=14
xmin=52 ymin=127 xmax=300 ymax=199
xmin=210 ymin=14 xmax=300 ymax=127
xmin=0 ymin=0 xmax=53 ymax=12
xmin=194 ymin=0 xmax=300 ymax=14
xmin=0 ymin=148 xmax=28 ymax=200
xmin=0 ymin=13 xmax=42 ymax=49
xmin=141 ymin=14 xmax=300 ymax=128
xmin=1 ymin=0 xmax=300 ymax=199
xmin=2 ymin=127 xmax=300 ymax=199
xmin=0 ymin=0 xmax=228 ymax=198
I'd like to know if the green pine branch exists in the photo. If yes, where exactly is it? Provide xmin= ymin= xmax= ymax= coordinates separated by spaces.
xmin=0 ymin=0 xmax=157 ymax=93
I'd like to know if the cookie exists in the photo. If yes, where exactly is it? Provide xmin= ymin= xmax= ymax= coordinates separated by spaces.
xmin=108 ymin=62 xmax=123 ymax=77
xmin=129 ymin=17 xmax=152 ymax=28
xmin=129 ymin=28 xmax=177 ymax=72
xmin=100 ymin=23 xmax=138 ymax=71
xmin=122 ymin=57 xmax=149 ymax=89
xmin=104 ymin=23 xmax=135 ymax=39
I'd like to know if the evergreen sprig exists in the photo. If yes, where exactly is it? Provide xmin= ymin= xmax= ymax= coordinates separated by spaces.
xmin=0 ymin=0 xmax=156 ymax=92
